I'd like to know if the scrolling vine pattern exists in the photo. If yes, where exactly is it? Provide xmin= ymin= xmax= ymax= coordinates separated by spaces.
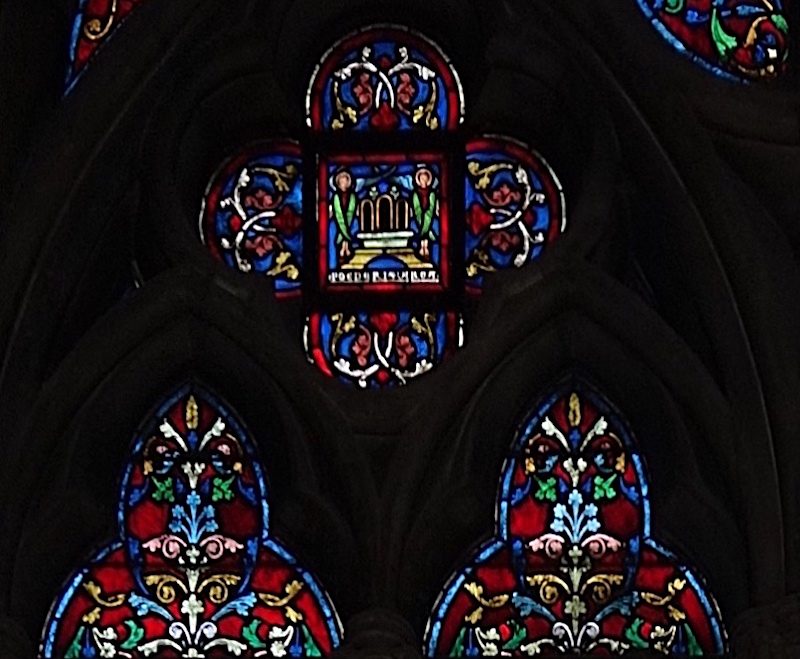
xmin=40 ymin=385 xmax=342 ymax=658
xmin=425 ymin=379 xmax=727 ymax=655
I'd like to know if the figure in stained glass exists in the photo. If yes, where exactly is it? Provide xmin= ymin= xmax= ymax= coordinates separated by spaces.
xmin=636 ymin=0 xmax=790 ymax=80
xmin=307 ymin=26 xmax=464 ymax=132
xmin=425 ymin=378 xmax=727 ymax=655
xmin=465 ymin=137 xmax=565 ymax=291
xmin=413 ymin=168 xmax=437 ymax=259
xmin=41 ymin=385 xmax=342 ymax=658
xmin=196 ymin=28 xmax=568 ymax=387
xmin=332 ymin=170 xmax=357 ymax=260
xmin=319 ymin=154 xmax=448 ymax=293
xmin=200 ymin=141 xmax=304 ymax=296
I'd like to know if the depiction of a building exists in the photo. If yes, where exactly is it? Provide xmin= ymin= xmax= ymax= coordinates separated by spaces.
xmin=0 ymin=1 xmax=798 ymax=657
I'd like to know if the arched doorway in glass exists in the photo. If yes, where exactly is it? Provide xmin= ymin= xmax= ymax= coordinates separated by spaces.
xmin=200 ymin=26 xmax=566 ymax=388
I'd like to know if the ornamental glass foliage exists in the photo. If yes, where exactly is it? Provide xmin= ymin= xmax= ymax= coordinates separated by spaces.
xmin=636 ymin=0 xmax=790 ymax=80
xmin=67 ymin=0 xmax=147 ymax=92
xmin=306 ymin=26 xmax=464 ymax=132
xmin=40 ymin=385 xmax=342 ymax=658
xmin=305 ymin=311 xmax=461 ymax=388
xmin=198 ymin=26 xmax=566 ymax=387
xmin=200 ymin=141 xmax=304 ymax=296
xmin=465 ymin=137 xmax=565 ymax=292
xmin=425 ymin=379 xmax=727 ymax=656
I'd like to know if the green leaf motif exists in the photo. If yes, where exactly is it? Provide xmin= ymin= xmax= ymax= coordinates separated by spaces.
xmin=773 ymin=13 xmax=789 ymax=35
xmin=711 ymin=8 xmax=739 ymax=59
xmin=502 ymin=621 xmax=527 ymax=651
xmin=64 ymin=626 xmax=85 ymax=659
xmin=212 ymin=475 xmax=236 ymax=502
xmin=593 ymin=473 xmax=617 ymax=500
xmin=534 ymin=476 xmax=557 ymax=502
xmin=242 ymin=620 xmax=267 ymax=649
xmin=684 ymin=623 xmax=703 ymax=656
xmin=624 ymin=618 xmax=650 ymax=650
xmin=302 ymin=624 xmax=323 ymax=657
xmin=449 ymin=627 xmax=468 ymax=656
xmin=151 ymin=476 xmax=174 ymax=502
xmin=120 ymin=620 xmax=144 ymax=650
xmin=664 ymin=0 xmax=684 ymax=14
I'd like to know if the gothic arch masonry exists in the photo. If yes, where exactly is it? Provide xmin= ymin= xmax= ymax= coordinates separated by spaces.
xmin=0 ymin=0 xmax=798 ymax=657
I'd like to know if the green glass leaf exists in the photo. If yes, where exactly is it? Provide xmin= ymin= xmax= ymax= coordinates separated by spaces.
xmin=684 ymin=623 xmax=703 ymax=656
xmin=449 ymin=627 xmax=468 ymax=656
xmin=711 ymin=9 xmax=738 ymax=58
xmin=64 ymin=626 xmax=85 ymax=659
xmin=624 ymin=618 xmax=650 ymax=649
xmin=773 ymin=14 xmax=789 ymax=34
xmin=534 ymin=476 xmax=557 ymax=502
xmin=593 ymin=473 xmax=617 ymax=500
xmin=302 ymin=624 xmax=323 ymax=657
xmin=665 ymin=0 xmax=684 ymax=14
xmin=212 ymin=475 xmax=236 ymax=502
xmin=120 ymin=620 xmax=144 ymax=650
xmin=242 ymin=620 xmax=267 ymax=649
xmin=151 ymin=476 xmax=174 ymax=502
xmin=501 ymin=621 xmax=527 ymax=650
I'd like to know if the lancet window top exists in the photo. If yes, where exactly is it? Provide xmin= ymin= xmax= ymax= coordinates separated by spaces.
xmin=635 ymin=0 xmax=790 ymax=80
xmin=66 ymin=0 xmax=147 ymax=92
xmin=40 ymin=384 xmax=342 ymax=658
xmin=425 ymin=378 xmax=727 ymax=656
xmin=306 ymin=25 xmax=465 ymax=132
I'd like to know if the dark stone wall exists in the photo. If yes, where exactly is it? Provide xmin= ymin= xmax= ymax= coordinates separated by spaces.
xmin=0 ymin=0 xmax=798 ymax=656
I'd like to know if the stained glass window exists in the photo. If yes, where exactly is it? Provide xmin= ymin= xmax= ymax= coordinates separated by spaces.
xmin=200 ymin=141 xmax=304 ymax=297
xmin=465 ymin=137 xmax=565 ymax=292
xmin=67 ymin=0 xmax=147 ymax=92
xmin=40 ymin=384 xmax=342 ymax=658
xmin=306 ymin=25 xmax=464 ymax=132
xmin=305 ymin=311 xmax=462 ymax=388
xmin=425 ymin=378 xmax=727 ymax=655
xmin=636 ymin=0 xmax=790 ymax=80
xmin=199 ymin=27 xmax=566 ymax=387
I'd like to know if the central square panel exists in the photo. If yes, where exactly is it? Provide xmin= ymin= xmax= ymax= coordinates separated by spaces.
xmin=317 ymin=151 xmax=450 ymax=293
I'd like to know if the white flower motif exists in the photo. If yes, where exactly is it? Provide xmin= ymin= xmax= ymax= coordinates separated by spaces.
xmin=181 ymin=594 xmax=204 ymax=617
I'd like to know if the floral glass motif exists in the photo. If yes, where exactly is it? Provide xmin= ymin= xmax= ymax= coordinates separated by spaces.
xmin=465 ymin=137 xmax=565 ymax=292
xmin=200 ymin=141 xmax=304 ymax=297
xmin=198 ymin=27 xmax=567 ymax=388
xmin=40 ymin=385 xmax=342 ymax=658
xmin=425 ymin=379 xmax=727 ymax=656
xmin=636 ymin=0 xmax=790 ymax=80
xmin=307 ymin=25 xmax=464 ymax=132
xmin=319 ymin=153 xmax=449 ymax=293
xmin=67 ymin=0 xmax=146 ymax=92
xmin=305 ymin=311 xmax=462 ymax=388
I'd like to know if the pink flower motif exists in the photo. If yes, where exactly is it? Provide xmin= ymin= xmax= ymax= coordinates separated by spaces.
xmin=200 ymin=534 xmax=244 ymax=560
xmin=528 ymin=533 xmax=564 ymax=559
xmin=143 ymin=534 xmax=186 ymax=559
xmin=581 ymin=533 xmax=622 ymax=559
xmin=395 ymin=329 xmax=415 ymax=368
xmin=352 ymin=326 xmax=373 ymax=368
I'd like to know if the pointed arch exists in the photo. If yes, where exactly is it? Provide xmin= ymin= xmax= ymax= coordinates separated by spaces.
xmin=40 ymin=382 xmax=342 ymax=658
xmin=424 ymin=376 xmax=727 ymax=655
